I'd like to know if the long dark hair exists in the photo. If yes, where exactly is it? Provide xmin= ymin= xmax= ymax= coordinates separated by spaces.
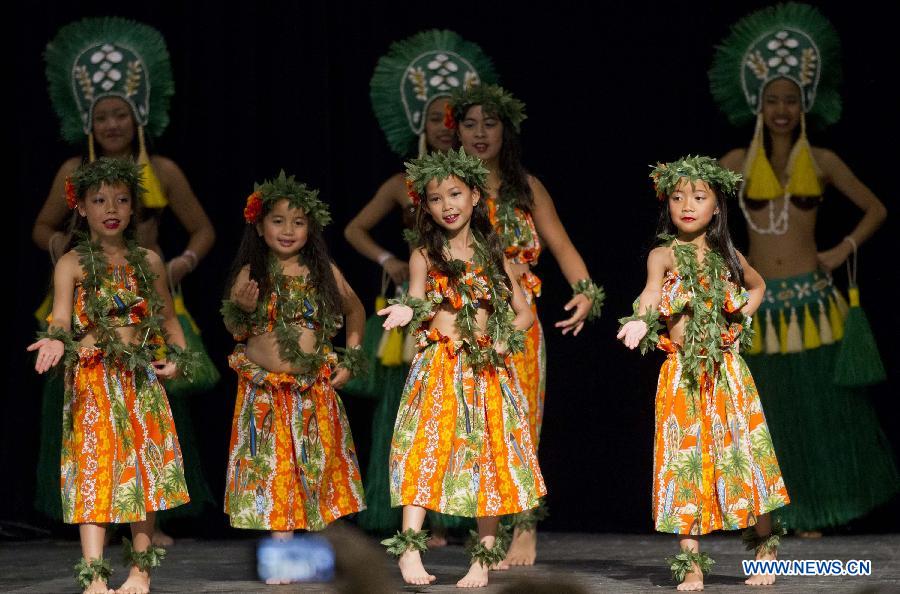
xmin=415 ymin=182 xmax=512 ymax=291
xmin=463 ymin=106 xmax=533 ymax=211
xmin=656 ymin=184 xmax=745 ymax=285
xmin=225 ymin=201 xmax=342 ymax=321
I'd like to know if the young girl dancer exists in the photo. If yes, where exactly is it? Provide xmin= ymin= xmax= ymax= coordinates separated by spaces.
xmin=617 ymin=156 xmax=790 ymax=590
xmin=378 ymin=148 xmax=545 ymax=588
xmin=28 ymin=158 xmax=195 ymax=594
xmin=445 ymin=83 xmax=605 ymax=565
xmin=220 ymin=172 xmax=366 ymax=579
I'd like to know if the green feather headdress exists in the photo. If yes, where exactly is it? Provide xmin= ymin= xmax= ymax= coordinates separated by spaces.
xmin=650 ymin=155 xmax=742 ymax=200
xmin=448 ymin=84 xmax=527 ymax=132
xmin=45 ymin=17 xmax=174 ymax=144
xmin=243 ymin=170 xmax=332 ymax=227
xmin=710 ymin=2 xmax=841 ymax=128
xmin=404 ymin=147 xmax=489 ymax=203
xmin=370 ymin=30 xmax=497 ymax=157
xmin=68 ymin=157 xmax=146 ymax=206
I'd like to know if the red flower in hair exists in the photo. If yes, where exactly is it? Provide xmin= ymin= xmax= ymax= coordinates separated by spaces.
xmin=405 ymin=179 xmax=421 ymax=206
xmin=443 ymin=101 xmax=457 ymax=130
xmin=243 ymin=191 xmax=263 ymax=223
xmin=64 ymin=178 xmax=78 ymax=210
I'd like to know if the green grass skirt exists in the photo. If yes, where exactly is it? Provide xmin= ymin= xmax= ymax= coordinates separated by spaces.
xmin=747 ymin=344 xmax=899 ymax=530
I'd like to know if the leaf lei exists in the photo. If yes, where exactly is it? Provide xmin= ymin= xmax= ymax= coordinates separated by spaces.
xmin=667 ymin=550 xmax=715 ymax=583
xmin=662 ymin=235 xmax=744 ymax=388
xmin=572 ymin=278 xmax=605 ymax=321
xmin=223 ymin=257 xmax=365 ymax=376
xmin=73 ymin=557 xmax=112 ymax=590
xmin=742 ymin=518 xmax=786 ymax=555
xmin=618 ymin=299 xmax=664 ymax=355
xmin=492 ymin=198 xmax=534 ymax=255
xmin=447 ymin=237 xmax=525 ymax=370
xmin=54 ymin=234 xmax=198 ymax=379
xmin=381 ymin=528 xmax=429 ymax=556
xmin=122 ymin=537 xmax=166 ymax=572
xmin=465 ymin=531 xmax=507 ymax=568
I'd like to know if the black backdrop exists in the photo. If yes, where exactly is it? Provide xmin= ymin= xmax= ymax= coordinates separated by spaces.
xmin=7 ymin=0 xmax=899 ymax=535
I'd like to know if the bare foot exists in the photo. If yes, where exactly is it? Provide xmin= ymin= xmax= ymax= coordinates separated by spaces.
xmin=151 ymin=530 xmax=173 ymax=547
xmin=677 ymin=564 xmax=704 ymax=591
xmin=398 ymin=549 xmax=436 ymax=585
xmin=502 ymin=527 xmax=537 ymax=566
xmin=264 ymin=577 xmax=292 ymax=585
xmin=796 ymin=530 xmax=822 ymax=538
xmin=115 ymin=567 xmax=150 ymax=594
xmin=83 ymin=577 xmax=113 ymax=594
xmin=745 ymin=549 xmax=777 ymax=586
xmin=456 ymin=560 xmax=489 ymax=588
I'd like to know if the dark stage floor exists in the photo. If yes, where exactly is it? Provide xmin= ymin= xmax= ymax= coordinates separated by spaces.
xmin=2 ymin=532 xmax=898 ymax=593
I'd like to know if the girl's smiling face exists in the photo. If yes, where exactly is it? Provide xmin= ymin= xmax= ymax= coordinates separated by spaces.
xmin=258 ymin=198 xmax=309 ymax=258
xmin=78 ymin=182 xmax=133 ymax=240
xmin=424 ymin=175 xmax=480 ymax=233
xmin=668 ymin=178 xmax=718 ymax=236
xmin=762 ymin=78 xmax=802 ymax=135
xmin=92 ymin=96 xmax=136 ymax=155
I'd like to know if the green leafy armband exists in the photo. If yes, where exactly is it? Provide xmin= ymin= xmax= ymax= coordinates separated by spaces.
xmin=166 ymin=344 xmax=202 ymax=383
xmin=505 ymin=328 xmax=527 ymax=355
xmin=387 ymin=293 xmax=434 ymax=328
xmin=381 ymin=528 xmax=429 ymax=557
xmin=336 ymin=345 xmax=368 ymax=378
xmin=571 ymin=279 xmax=605 ymax=321
xmin=37 ymin=326 xmax=79 ymax=366
xmin=618 ymin=299 xmax=664 ymax=355
xmin=220 ymin=299 xmax=255 ymax=340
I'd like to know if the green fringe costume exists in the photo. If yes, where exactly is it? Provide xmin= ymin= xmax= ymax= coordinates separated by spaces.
xmin=348 ymin=30 xmax=496 ymax=535
xmin=711 ymin=4 xmax=899 ymax=531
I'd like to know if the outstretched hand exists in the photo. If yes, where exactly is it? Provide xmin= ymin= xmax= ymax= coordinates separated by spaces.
xmin=554 ymin=293 xmax=590 ymax=336
xmin=617 ymin=320 xmax=649 ymax=350
xmin=234 ymin=279 xmax=260 ymax=312
xmin=377 ymin=304 xmax=413 ymax=330
xmin=27 ymin=338 xmax=64 ymax=374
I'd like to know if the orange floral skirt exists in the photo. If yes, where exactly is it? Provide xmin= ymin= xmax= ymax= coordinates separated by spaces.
xmin=390 ymin=329 xmax=546 ymax=517
xmin=653 ymin=337 xmax=789 ymax=535
xmin=60 ymin=347 xmax=189 ymax=524
xmin=508 ymin=283 xmax=546 ymax=446
xmin=224 ymin=347 xmax=365 ymax=531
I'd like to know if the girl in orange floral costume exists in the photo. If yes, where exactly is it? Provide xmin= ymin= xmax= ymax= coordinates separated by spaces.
xmin=220 ymin=172 xmax=366 ymax=582
xmin=618 ymin=156 xmax=790 ymax=591
xmin=378 ymin=149 xmax=545 ymax=588
xmin=444 ymin=84 xmax=605 ymax=565
xmin=29 ymin=158 xmax=196 ymax=594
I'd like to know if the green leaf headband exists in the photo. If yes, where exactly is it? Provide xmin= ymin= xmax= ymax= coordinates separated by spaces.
xmin=243 ymin=170 xmax=332 ymax=227
xmin=710 ymin=3 xmax=841 ymax=127
xmin=66 ymin=157 xmax=146 ymax=209
xmin=447 ymin=84 xmax=527 ymax=133
xmin=650 ymin=156 xmax=742 ymax=200
xmin=45 ymin=17 xmax=174 ymax=144
xmin=404 ymin=147 xmax=489 ymax=204
xmin=370 ymin=30 xmax=497 ymax=156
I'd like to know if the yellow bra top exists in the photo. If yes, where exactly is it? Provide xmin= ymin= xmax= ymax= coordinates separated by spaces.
xmin=138 ymin=153 xmax=168 ymax=209
xmin=744 ymin=121 xmax=823 ymax=201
